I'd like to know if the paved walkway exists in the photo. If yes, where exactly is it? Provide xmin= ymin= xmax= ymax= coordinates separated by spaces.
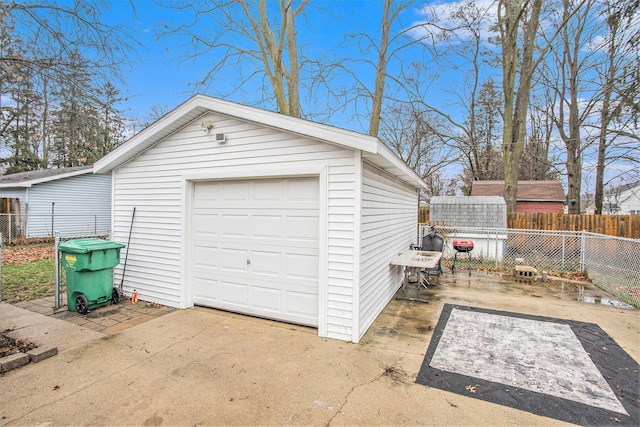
xmin=12 ymin=295 xmax=176 ymax=334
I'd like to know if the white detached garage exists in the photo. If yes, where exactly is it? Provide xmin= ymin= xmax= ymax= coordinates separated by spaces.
xmin=94 ymin=95 xmax=425 ymax=342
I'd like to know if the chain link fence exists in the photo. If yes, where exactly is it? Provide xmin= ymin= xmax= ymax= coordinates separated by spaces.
xmin=420 ymin=224 xmax=640 ymax=308
xmin=0 ymin=213 xmax=110 ymax=244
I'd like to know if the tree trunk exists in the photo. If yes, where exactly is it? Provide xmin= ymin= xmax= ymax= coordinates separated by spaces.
xmin=368 ymin=0 xmax=392 ymax=137
xmin=285 ymin=2 xmax=301 ymax=118
xmin=500 ymin=0 xmax=543 ymax=212
xmin=594 ymin=6 xmax=618 ymax=214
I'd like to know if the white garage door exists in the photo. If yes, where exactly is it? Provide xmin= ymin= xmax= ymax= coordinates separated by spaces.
xmin=190 ymin=177 xmax=319 ymax=326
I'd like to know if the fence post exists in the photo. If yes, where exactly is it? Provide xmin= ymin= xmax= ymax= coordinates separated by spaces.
xmin=0 ymin=232 xmax=3 ymax=302
xmin=486 ymin=229 xmax=490 ymax=259
xmin=562 ymin=234 xmax=566 ymax=270
xmin=54 ymin=232 xmax=60 ymax=309
xmin=580 ymin=230 xmax=586 ymax=272
xmin=8 ymin=214 xmax=12 ymax=244
xmin=495 ymin=230 xmax=499 ymax=268
xmin=51 ymin=202 xmax=55 ymax=237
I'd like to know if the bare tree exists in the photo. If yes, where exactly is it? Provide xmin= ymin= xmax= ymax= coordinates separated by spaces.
xmin=519 ymin=98 xmax=559 ymax=181
xmin=424 ymin=171 xmax=458 ymax=197
xmin=1 ymin=0 xmax=136 ymax=170
xmin=592 ymin=0 xmax=640 ymax=214
xmin=159 ymin=0 xmax=309 ymax=118
xmin=497 ymin=0 xmax=545 ymax=212
xmin=602 ymin=183 xmax=622 ymax=214
xmin=368 ymin=0 xmax=413 ymax=136
xmin=378 ymin=102 xmax=458 ymax=183
xmin=1 ymin=1 xmax=135 ymax=88
xmin=397 ymin=0 xmax=501 ymax=193
xmin=544 ymin=0 xmax=601 ymax=213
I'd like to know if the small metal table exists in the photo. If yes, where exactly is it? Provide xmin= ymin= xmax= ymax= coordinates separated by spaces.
xmin=390 ymin=250 xmax=442 ymax=303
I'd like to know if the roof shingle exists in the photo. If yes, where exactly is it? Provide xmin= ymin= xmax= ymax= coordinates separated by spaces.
xmin=471 ymin=180 xmax=565 ymax=202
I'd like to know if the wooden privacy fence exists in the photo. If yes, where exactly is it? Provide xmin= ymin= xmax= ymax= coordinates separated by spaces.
xmin=418 ymin=206 xmax=429 ymax=224
xmin=507 ymin=213 xmax=640 ymax=239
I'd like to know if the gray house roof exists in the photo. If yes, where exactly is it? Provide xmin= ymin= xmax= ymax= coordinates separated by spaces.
xmin=0 ymin=166 xmax=93 ymax=188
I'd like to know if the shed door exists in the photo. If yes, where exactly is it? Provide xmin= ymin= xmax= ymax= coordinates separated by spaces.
xmin=191 ymin=177 xmax=319 ymax=326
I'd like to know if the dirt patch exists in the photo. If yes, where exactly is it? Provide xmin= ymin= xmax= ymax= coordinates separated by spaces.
xmin=381 ymin=366 xmax=411 ymax=383
xmin=2 ymin=246 xmax=55 ymax=264
xmin=0 ymin=334 xmax=38 ymax=358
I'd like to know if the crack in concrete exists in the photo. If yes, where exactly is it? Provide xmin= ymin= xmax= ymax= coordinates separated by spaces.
xmin=1 ymin=322 xmax=217 ymax=427
xmin=326 ymin=360 xmax=411 ymax=426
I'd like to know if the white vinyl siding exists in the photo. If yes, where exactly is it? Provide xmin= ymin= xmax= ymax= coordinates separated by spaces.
xmin=25 ymin=174 xmax=112 ymax=238
xmin=112 ymin=112 xmax=357 ymax=341
xmin=326 ymin=163 xmax=358 ymax=340
xmin=618 ymin=184 xmax=640 ymax=215
xmin=359 ymin=161 xmax=418 ymax=339
xmin=0 ymin=189 xmax=26 ymax=203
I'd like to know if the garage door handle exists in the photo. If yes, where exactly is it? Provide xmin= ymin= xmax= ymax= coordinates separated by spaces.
xmin=247 ymin=259 xmax=251 ymax=265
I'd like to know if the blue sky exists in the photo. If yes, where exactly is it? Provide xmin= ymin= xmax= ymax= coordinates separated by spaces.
xmin=103 ymin=0 xmax=448 ymax=131
xmin=24 ymin=0 xmax=635 ymax=194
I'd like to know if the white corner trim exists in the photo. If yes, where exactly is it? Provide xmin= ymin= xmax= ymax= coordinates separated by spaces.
xmin=317 ymin=166 xmax=329 ymax=338
xmin=351 ymin=150 xmax=363 ymax=343
xmin=180 ymin=178 xmax=194 ymax=308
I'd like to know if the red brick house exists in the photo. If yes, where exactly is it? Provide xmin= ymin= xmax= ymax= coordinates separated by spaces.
xmin=471 ymin=180 xmax=565 ymax=213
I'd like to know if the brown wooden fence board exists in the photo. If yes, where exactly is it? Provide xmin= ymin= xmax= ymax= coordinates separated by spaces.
xmin=506 ymin=213 xmax=640 ymax=239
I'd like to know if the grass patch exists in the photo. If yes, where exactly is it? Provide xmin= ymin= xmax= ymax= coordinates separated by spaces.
xmin=1 ymin=258 xmax=56 ymax=303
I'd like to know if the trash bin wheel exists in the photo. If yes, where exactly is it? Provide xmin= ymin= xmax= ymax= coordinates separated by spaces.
xmin=112 ymin=288 xmax=122 ymax=304
xmin=76 ymin=294 xmax=89 ymax=315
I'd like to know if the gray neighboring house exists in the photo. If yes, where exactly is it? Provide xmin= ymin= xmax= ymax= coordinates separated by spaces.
xmin=616 ymin=181 xmax=640 ymax=215
xmin=0 ymin=166 xmax=112 ymax=239
xmin=94 ymin=94 xmax=426 ymax=343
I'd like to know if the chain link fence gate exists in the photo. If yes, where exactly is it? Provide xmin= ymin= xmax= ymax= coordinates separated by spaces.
xmin=419 ymin=224 xmax=640 ymax=308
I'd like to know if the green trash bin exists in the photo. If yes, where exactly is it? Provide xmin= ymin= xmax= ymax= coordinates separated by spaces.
xmin=58 ymin=238 xmax=126 ymax=314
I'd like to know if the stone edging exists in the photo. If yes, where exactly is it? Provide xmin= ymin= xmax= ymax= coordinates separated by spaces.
xmin=0 ymin=346 xmax=58 ymax=373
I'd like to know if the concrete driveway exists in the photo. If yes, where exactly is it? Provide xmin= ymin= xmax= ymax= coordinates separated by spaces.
xmin=1 ymin=272 xmax=638 ymax=426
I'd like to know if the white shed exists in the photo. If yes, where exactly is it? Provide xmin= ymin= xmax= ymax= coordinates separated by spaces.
xmin=94 ymin=95 xmax=425 ymax=342
xmin=0 ymin=166 xmax=112 ymax=240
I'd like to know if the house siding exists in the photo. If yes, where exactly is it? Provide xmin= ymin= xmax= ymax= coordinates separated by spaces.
xmin=25 ymin=174 xmax=112 ymax=238
xmin=111 ymin=112 xmax=358 ymax=341
xmin=516 ymin=201 xmax=563 ymax=213
xmin=618 ymin=184 xmax=640 ymax=214
xmin=359 ymin=161 xmax=417 ymax=339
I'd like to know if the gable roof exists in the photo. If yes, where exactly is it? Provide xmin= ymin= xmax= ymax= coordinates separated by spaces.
xmin=93 ymin=95 xmax=426 ymax=189
xmin=471 ymin=180 xmax=565 ymax=202
xmin=0 ymin=166 xmax=93 ymax=188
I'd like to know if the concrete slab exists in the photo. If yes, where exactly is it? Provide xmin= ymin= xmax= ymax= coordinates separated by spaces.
xmin=0 ymin=272 xmax=637 ymax=426
xmin=0 ymin=303 xmax=105 ymax=352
